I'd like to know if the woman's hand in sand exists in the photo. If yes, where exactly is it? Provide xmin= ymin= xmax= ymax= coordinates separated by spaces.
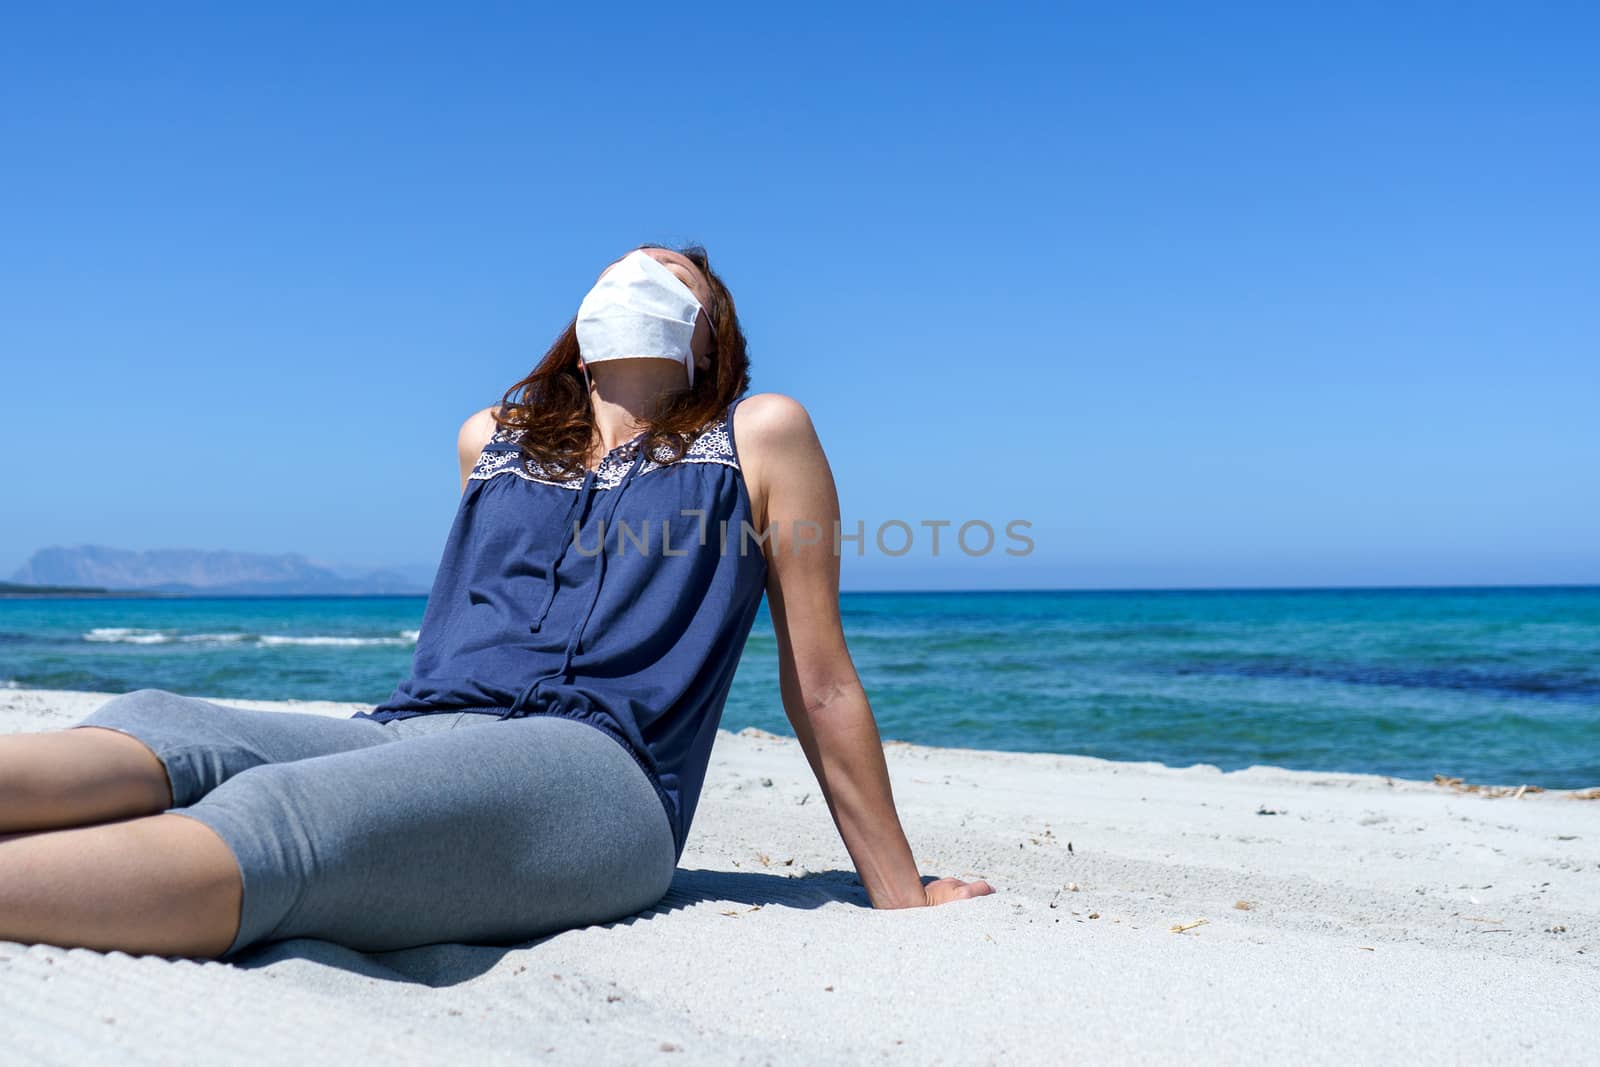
xmin=923 ymin=876 xmax=994 ymax=906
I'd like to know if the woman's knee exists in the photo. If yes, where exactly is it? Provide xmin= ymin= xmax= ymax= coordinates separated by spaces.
xmin=80 ymin=688 xmax=212 ymax=734
xmin=73 ymin=690 xmax=265 ymax=807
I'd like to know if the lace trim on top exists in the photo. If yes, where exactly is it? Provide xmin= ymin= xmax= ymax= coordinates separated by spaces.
xmin=469 ymin=415 xmax=738 ymax=490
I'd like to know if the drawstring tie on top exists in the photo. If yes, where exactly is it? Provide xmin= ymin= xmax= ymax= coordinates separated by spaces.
xmin=503 ymin=443 xmax=649 ymax=719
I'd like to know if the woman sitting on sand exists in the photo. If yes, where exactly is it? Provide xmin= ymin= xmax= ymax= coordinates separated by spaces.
xmin=0 ymin=243 xmax=994 ymax=959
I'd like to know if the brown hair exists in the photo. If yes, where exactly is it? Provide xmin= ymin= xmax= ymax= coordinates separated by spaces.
xmin=491 ymin=243 xmax=750 ymax=479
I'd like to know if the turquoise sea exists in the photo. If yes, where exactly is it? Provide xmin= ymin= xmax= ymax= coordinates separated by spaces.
xmin=2 ymin=587 xmax=1596 ymax=788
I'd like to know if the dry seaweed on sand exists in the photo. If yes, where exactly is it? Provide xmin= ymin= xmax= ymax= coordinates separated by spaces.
xmin=1431 ymin=774 xmax=1547 ymax=799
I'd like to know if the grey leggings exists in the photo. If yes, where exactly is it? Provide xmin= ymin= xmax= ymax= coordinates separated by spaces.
xmin=69 ymin=689 xmax=678 ymax=960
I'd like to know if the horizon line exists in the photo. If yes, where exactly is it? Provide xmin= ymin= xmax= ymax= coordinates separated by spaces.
xmin=4 ymin=580 xmax=1599 ymax=601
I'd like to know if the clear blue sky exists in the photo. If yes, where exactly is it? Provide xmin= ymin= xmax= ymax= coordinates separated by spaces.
xmin=3 ymin=3 xmax=1595 ymax=590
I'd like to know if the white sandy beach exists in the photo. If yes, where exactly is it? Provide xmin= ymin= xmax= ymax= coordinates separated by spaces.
xmin=1 ymin=686 xmax=1596 ymax=1064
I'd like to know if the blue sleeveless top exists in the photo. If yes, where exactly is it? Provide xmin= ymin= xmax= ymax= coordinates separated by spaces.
xmin=353 ymin=396 xmax=768 ymax=862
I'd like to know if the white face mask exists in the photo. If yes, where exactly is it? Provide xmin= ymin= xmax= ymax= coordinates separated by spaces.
xmin=575 ymin=250 xmax=707 ymax=388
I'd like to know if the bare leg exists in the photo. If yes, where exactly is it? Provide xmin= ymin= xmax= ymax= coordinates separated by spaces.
xmin=0 ymin=727 xmax=173 ymax=833
xmin=0 ymin=812 xmax=242 ymax=958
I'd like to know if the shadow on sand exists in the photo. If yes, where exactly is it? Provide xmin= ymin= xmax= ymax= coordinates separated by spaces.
xmin=227 ymin=866 xmax=900 ymax=986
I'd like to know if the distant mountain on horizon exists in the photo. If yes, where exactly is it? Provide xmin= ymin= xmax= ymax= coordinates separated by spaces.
xmin=11 ymin=545 xmax=432 ymax=596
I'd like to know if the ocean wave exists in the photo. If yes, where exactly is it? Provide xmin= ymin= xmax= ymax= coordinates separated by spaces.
xmin=84 ymin=627 xmax=171 ymax=645
xmin=256 ymin=634 xmax=417 ymax=648
xmin=83 ymin=628 xmax=419 ymax=648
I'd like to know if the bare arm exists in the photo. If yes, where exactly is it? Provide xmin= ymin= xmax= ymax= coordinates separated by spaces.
xmin=736 ymin=393 xmax=993 ymax=909
xmin=457 ymin=406 xmax=501 ymax=494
